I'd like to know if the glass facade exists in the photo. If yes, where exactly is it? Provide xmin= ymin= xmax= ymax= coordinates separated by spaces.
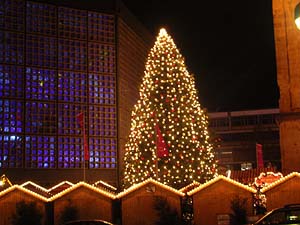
xmin=0 ymin=0 xmax=117 ymax=169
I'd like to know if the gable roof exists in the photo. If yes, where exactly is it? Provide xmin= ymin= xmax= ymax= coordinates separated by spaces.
xmin=48 ymin=181 xmax=74 ymax=195
xmin=261 ymin=172 xmax=300 ymax=193
xmin=93 ymin=180 xmax=117 ymax=194
xmin=0 ymin=185 xmax=48 ymax=202
xmin=49 ymin=181 xmax=116 ymax=201
xmin=20 ymin=180 xmax=75 ymax=197
xmin=20 ymin=181 xmax=53 ymax=198
xmin=179 ymin=181 xmax=201 ymax=193
xmin=116 ymin=178 xmax=185 ymax=198
xmin=187 ymin=175 xmax=256 ymax=196
xmin=230 ymin=167 xmax=277 ymax=185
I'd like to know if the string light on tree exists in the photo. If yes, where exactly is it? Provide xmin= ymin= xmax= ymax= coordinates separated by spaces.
xmin=122 ymin=28 xmax=218 ymax=189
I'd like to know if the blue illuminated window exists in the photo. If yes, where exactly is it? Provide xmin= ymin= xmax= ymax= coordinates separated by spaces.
xmin=0 ymin=31 xmax=24 ymax=64
xmin=58 ymin=39 xmax=86 ymax=71
xmin=0 ymin=0 xmax=25 ymax=31
xmin=58 ymin=137 xmax=83 ymax=168
xmin=26 ymin=2 xmax=57 ymax=35
xmin=0 ymin=65 xmax=23 ymax=98
xmin=0 ymin=1 xmax=119 ymax=171
xmin=0 ymin=99 xmax=23 ymax=134
xmin=26 ymin=67 xmax=56 ymax=100
xmin=88 ymin=43 xmax=115 ymax=73
xmin=89 ymin=106 xmax=116 ymax=136
xmin=89 ymin=138 xmax=116 ymax=168
xmin=88 ymin=12 xmax=115 ymax=43
xmin=88 ymin=74 xmax=115 ymax=104
xmin=58 ymin=104 xmax=87 ymax=135
xmin=26 ymin=35 xmax=57 ymax=67
xmin=58 ymin=7 xmax=86 ymax=40
xmin=58 ymin=71 xmax=87 ymax=103
xmin=25 ymin=136 xmax=56 ymax=168
xmin=25 ymin=102 xmax=56 ymax=134
xmin=0 ymin=135 xmax=23 ymax=168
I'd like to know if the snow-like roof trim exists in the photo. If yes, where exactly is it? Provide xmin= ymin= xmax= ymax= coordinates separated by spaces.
xmin=261 ymin=172 xmax=300 ymax=193
xmin=48 ymin=181 xmax=74 ymax=192
xmin=187 ymin=175 xmax=256 ymax=196
xmin=116 ymin=178 xmax=185 ymax=198
xmin=49 ymin=181 xmax=116 ymax=201
xmin=0 ymin=185 xmax=48 ymax=202
xmin=179 ymin=181 xmax=201 ymax=193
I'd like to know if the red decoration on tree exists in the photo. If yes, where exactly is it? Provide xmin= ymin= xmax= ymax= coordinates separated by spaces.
xmin=155 ymin=123 xmax=169 ymax=158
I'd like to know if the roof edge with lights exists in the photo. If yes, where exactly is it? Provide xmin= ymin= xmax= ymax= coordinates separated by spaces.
xmin=187 ymin=175 xmax=257 ymax=196
xmin=116 ymin=178 xmax=185 ymax=199
xmin=0 ymin=185 xmax=49 ymax=202
xmin=49 ymin=181 xmax=116 ymax=201
xmin=261 ymin=172 xmax=300 ymax=193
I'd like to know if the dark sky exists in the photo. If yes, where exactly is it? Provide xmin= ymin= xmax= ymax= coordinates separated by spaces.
xmin=121 ymin=0 xmax=279 ymax=112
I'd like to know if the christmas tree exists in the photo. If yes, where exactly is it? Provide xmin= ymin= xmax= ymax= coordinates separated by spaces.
xmin=122 ymin=28 xmax=218 ymax=189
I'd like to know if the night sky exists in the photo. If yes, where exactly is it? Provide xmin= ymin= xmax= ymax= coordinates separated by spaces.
xmin=121 ymin=0 xmax=279 ymax=112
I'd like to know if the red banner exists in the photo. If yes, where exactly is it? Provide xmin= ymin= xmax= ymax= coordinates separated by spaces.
xmin=256 ymin=143 xmax=264 ymax=168
xmin=83 ymin=133 xmax=89 ymax=161
xmin=155 ymin=123 xmax=169 ymax=158
xmin=76 ymin=112 xmax=84 ymax=128
xmin=76 ymin=112 xmax=89 ymax=161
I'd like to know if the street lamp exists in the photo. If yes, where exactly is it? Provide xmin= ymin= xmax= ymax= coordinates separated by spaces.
xmin=295 ymin=3 xmax=300 ymax=30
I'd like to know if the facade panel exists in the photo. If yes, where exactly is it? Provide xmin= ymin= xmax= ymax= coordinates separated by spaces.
xmin=0 ymin=0 xmax=152 ymax=186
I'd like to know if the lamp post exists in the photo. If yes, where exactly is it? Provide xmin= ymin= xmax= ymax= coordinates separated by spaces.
xmin=296 ymin=3 xmax=300 ymax=30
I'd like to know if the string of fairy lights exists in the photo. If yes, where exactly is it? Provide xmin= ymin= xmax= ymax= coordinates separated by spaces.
xmin=122 ymin=28 xmax=218 ymax=189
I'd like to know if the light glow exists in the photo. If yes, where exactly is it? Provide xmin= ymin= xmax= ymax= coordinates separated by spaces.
xmin=187 ymin=175 xmax=257 ymax=196
xmin=261 ymin=172 xmax=300 ymax=193
xmin=122 ymin=28 xmax=218 ymax=189
xmin=295 ymin=17 xmax=300 ymax=30
xmin=295 ymin=3 xmax=300 ymax=30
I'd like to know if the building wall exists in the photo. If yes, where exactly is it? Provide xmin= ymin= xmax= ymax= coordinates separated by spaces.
xmin=121 ymin=184 xmax=182 ymax=225
xmin=192 ymin=180 xmax=253 ymax=225
xmin=264 ymin=176 xmax=300 ymax=211
xmin=272 ymin=0 xmax=300 ymax=174
xmin=117 ymin=17 xmax=152 ymax=179
xmin=53 ymin=187 xmax=114 ymax=225
xmin=208 ymin=109 xmax=280 ymax=171
xmin=0 ymin=0 xmax=152 ymax=187
xmin=272 ymin=0 xmax=300 ymax=112
xmin=0 ymin=190 xmax=46 ymax=225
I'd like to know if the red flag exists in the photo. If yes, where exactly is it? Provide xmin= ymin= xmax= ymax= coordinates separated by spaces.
xmin=256 ymin=143 xmax=264 ymax=168
xmin=155 ymin=123 xmax=169 ymax=158
xmin=76 ymin=112 xmax=84 ymax=128
xmin=83 ymin=133 xmax=89 ymax=161
xmin=76 ymin=112 xmax=89 ymax=161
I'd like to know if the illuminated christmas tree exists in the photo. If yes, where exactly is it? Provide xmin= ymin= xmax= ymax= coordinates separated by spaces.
xmin=122 ymin=28 xmax=218 ymax=189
